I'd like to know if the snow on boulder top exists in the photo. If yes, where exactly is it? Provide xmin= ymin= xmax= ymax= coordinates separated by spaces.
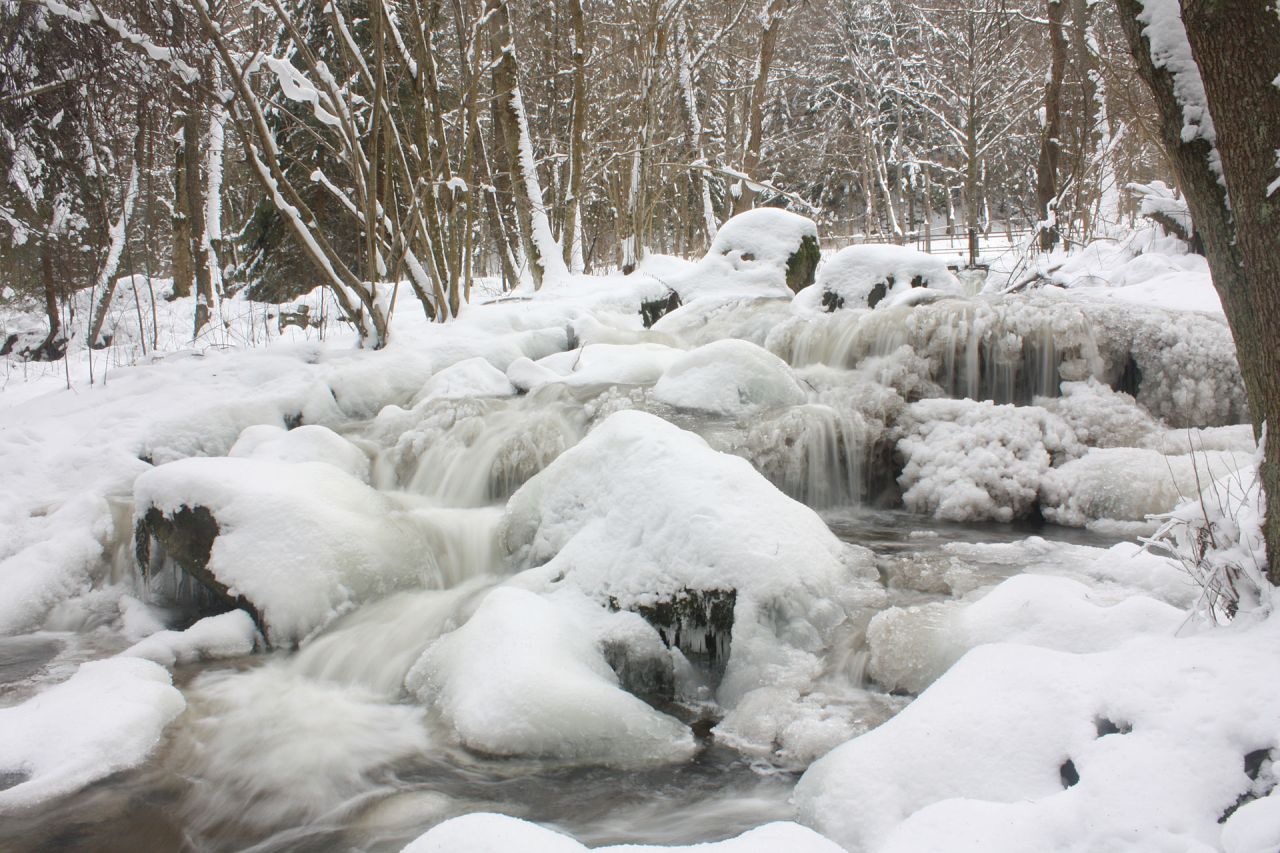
xmin=412 ymin=356 xmax=517 ymax=406
xmin=229 ymin=423 xmax=371 ymax=482
xmin=674 ymin=208 xmax=820 ymax=298
xmin=817 ymin=244 xmax=961 ymax=309
xmin=134 ymin=457 xmax=454 ymax=645
xmin=405 ymin=586 xmax=696 ymax=765
xmin=400 ymin=812 xmax=847 ymax=852
xmin=653 ymin=338 xmax=807 ymax=417
xmin=500 ymin=409 xmax=881 ymax=707
xmin=0 ymin=657 xmax=185 ymax=811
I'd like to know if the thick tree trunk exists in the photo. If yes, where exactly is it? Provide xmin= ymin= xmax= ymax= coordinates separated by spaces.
xmin=171 ymin=109 xmax=194 ymax=300
xmin=1117 ymin=0 xmax=1280 ymax=581
xmin=1179 ymin=0 xmax=1280 ymax=584
xmin=1035 ymin=0 xmax=1067 ymax=251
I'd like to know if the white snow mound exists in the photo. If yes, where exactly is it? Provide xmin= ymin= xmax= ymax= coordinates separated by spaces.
xmin=0 ymin=657 xmax=185 ymax=810
xmin=817 ymin=244 xmax=961 ymax=308
xmin=653 ymin=339 xmax=807 ymax=417
xmin=406 ymin=586 xmax=695 ymax=764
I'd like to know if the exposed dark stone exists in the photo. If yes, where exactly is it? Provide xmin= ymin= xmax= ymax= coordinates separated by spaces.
xmin=0 ymin=334 xmax=16 ymax=356
xmin=867 ymin=281 xmax=888 ymax=309
xmin=820 ymin=289 xmax=845 ymax=313
xmin=640 ymin=288 xmax=682 ymax=328
xmin=1060 ymin=759 xmax=1080 ymax=788
xmin=785 ymin=234 xmax=821 ymax=294
xmin=1112 ymin=353 xmax=1143 ymax=398
xmin=137 ymin=505 xmax=262 ymax=629
xmin=910 ymin=274 xmax=926 ymax=288
xmin=0 ymin=770 xmax=30 ymax=792
xmin=278 ymin=304 xmax=320 ymax=332
xmin=620 ymin=588 xmax=736 ymax=674
xmin=1220 ymin=748 xmax=1276 ymax=823
xmin=1095 ymin=717 xmax=1132 ymax=736
xmin=283 ymin=412 xmax=304 ymax=430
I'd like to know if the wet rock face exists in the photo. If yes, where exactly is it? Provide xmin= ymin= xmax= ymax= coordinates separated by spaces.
xmin=602 ymin=639 xmax=676 ymax=701
xmin=786 ymin=235 xmax=821 ymax=294
xmin=136 ymin=505 xmax=261 ymax=627
xmin=622 ymin=588 xmax=736 ymax=675
xmin=640 ymin=288 xmax=682 ymax=328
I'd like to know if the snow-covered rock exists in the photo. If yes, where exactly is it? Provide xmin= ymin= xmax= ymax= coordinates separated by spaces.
xmin=0 ymin=657 xmax=185 ymax=810
xmin=797 ymin=608 xmax=1280 ymax=853
xmin=499 ymin=410 xmax=883 ymax=753
xmin=134 ymin=457 xmax=463 ymax=645
xmin=229 ymin=423 xmax=371 ymax=482
xmin=816 ymin=244 xmax=961 ymax=310
xmin=412 ymin=356 xmax=518 ymax=406
xmin=673 ymin=208 xmax=820 ymax=298
xmin=406 ymin=586 xmax=695 ymax=765
xmin=121 ymin=609 xmax=260 ymax=667
xmin=1039 ymin=446 xmax=1253 ymax=529
xmin=401 ymin=813 xmax=846 ymax=853
xmin=653 ymin=339 xmax=807 ymax=417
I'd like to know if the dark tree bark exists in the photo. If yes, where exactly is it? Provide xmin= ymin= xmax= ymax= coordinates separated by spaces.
xmin=1035 ymin=0 xmax=1067 ymax=251
xmin=1116 ymin=0 xmax=1280 ymax=582
xmin=733 ymin=0 xmax=792 ymax=216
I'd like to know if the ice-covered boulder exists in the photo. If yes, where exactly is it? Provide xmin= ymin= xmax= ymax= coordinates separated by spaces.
xmin=534 ymin=343 xmax=685 ymax=389
xmin=499 ymin=410 xmax=883 ymax=754
xmin=401 ymin=813 xmax=846 ymax=852
xmin=0 ymin=657 xmax=185 ymax=810
xmin=674 ymin=208 xmax=821 ymax=298
xmin=894 ymin=399 xmax=1081 ymax=522
xmin=229 ymin=423 xmax=371 ymax=482
xmin=1039 ymin=446 xmax=1253 ymax=529
xmin=816 ymin=244 xmax=962 ymax=310
xmin=653 ymin=339 xmax=807 ymax=417
xmin=406 ymin=586 xmax=695 ymax=765
xmin=1034 ymin=378 xmax=1163 ymax=449
xmin=134 ymin=457 xmax=459 ymax=645
xmin=412 ymin=356 xmax=518 ymax=406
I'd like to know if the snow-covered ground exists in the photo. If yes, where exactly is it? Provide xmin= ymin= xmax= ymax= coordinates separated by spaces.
xmin=0 ymin=214 xmax=1273 ymax=853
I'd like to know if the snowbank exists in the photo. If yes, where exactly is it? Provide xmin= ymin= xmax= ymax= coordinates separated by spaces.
xmin=797 ymin=608 xmax=1280 ymax=853
xmin=401 ymin=813 xmax=845 ymax=852
xmin=0 ymin=657 xmax=185 ymax=810
xmin=653 ymin=339 xmax=807 ymax=417
xmin=406 ymin=586 xmax=695 ymax=764
xmin=412 ymin=356 xmax=518 ymax=406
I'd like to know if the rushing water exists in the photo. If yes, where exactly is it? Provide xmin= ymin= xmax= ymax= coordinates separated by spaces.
xmin=0 ymin=502 xmax=1125 ymax=853
xmin=1 ymin=295 xmax=1166 ymax=852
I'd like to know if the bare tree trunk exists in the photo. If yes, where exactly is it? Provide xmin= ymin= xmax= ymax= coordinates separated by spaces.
xmin=89 ymin=113 xmax=145 ymax=349
xmin=562 ymin=0 xmax=588 ymax=273
xmin=171 ymin=109 xmax=194 ymax=300
xmin=1036 ymin=0 xmax=1067 ymax=251
xmin=484 ymin=0 xmax=567 ymax=289
xmin=733 ymin=0 xmax=791 ymax=216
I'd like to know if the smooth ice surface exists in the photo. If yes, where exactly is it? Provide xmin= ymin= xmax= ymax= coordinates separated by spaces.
xmin=0 ymin=657 xmax=185 ymax=810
